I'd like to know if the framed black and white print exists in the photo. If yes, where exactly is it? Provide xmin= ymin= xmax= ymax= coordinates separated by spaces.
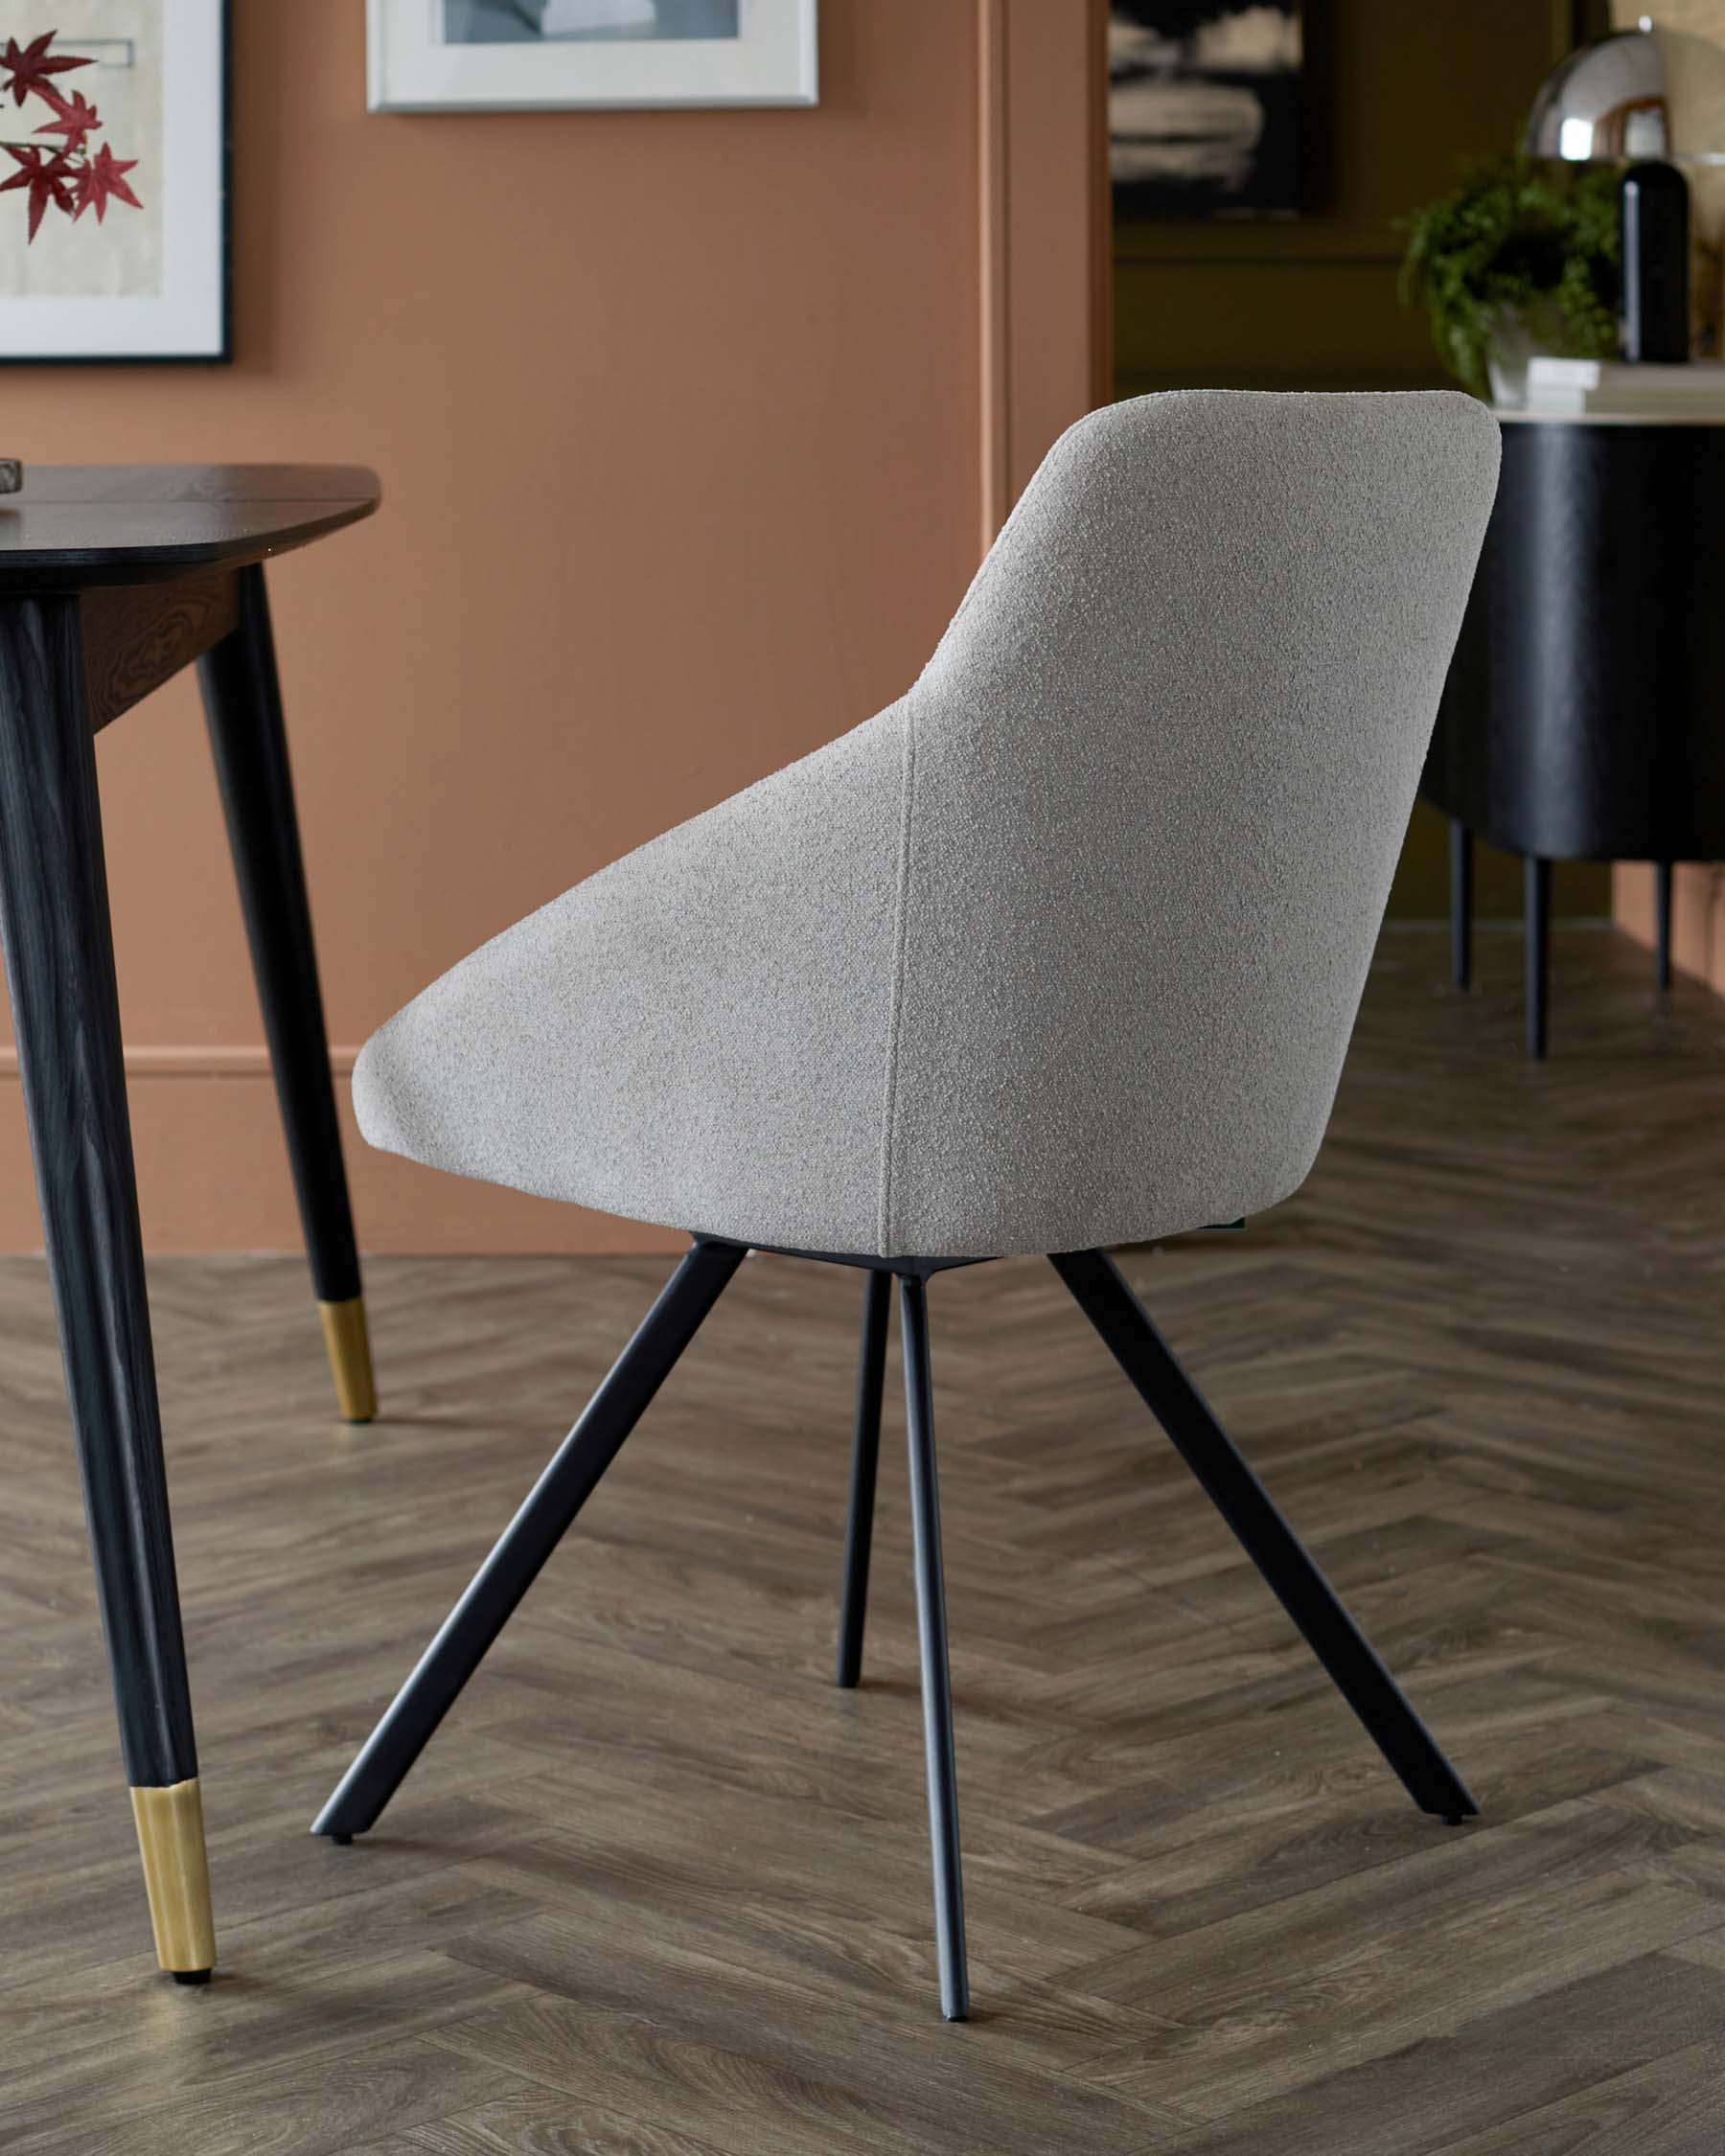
xmin=369 ymin=0 xmax=817 ymax=113
xmin=0 ymin=0 xmax=228 ymax=362
xmin=1110 ymin=2 xmax=1300 ymax=221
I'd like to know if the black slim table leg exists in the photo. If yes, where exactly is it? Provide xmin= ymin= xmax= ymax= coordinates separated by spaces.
xmin=1524 ymin=855 xmax=1551 ymax=1061
xmin=836 ymin=1268 xmax=890 ymax=1687
xmin=199 ymin=564 xmax=376 ymax=1422
xmin=1449 ymin=819 xmax=1473 ymax=991
xmin=0 ymin=596 xmax=215 ymax=1980
xmin=1655 ymin=861 xmax=1673 ymax=993
xmin=899 ymin=1273 xmax=969 ymax=2022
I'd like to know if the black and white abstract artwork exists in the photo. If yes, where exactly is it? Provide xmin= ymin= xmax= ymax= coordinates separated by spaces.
xmin=372 ymin=0 xmax=813 ymax=108
xmin=443 ymin=0 xmax=739 ymax=43
xmin=1109 ymin=3 xmax=1301 ymax=220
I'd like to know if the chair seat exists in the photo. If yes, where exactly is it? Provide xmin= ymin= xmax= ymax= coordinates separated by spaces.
xmin=351 ymin=683 xmax=1305 ymax=1259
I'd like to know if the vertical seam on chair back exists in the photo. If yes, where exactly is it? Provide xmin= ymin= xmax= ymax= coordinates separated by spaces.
xmin=877 ymin=701 xmax=918 ymax=1255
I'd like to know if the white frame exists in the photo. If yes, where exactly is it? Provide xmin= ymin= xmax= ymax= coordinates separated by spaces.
xmin=0 ymin=0 xmax=227 ymax=363
xmin=369 ymin=0 xmax=817 ymax=112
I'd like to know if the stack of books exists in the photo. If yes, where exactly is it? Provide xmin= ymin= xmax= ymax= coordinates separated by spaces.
xmin=1522 ymin=356 xmax=1725 ymax=416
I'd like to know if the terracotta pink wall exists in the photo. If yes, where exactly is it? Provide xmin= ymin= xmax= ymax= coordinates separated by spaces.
xmin=0 ymin=0 xmax=1102 ymax=1253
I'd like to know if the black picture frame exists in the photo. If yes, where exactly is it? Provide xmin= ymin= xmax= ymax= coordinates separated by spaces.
xmin=1109 ymin=1 xmax=1302 ymax=224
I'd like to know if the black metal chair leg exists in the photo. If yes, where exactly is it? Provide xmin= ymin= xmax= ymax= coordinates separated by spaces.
xmin=199 ymin=565 xmax=376 ymax=1423
xmin=1050 ymin=1250 xmax=1477 ymax=1823
xmin=898 ymin=1273 xmax=969 ymax=2023
xmin=1524 ymin=854 xmax=1551 ymax=1060
xmin=836 ymin=1269 xmax=890 ymax=1687
xmin=1449 ymin=818 xmax=1473 ymax=991
xmin=312 ymin=1238 xmax=747 ymax=1840
xmin=1655 ymin=860 xmax=1673 ymax=992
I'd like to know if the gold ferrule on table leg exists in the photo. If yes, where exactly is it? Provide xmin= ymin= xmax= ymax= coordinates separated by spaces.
xmin=130 ymin=1778 xmax=216 ymax=1976
xmin=319 ymin=1295 xmax=378 ymax=1423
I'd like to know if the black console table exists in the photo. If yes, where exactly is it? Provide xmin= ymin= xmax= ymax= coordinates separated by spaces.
xmin=1422 ymin=410 xmax=1725 ymax=1057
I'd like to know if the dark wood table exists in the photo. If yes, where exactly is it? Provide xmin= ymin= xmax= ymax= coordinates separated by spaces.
xmin=1424 ymin=411 xmax=1725 ymax=1058
xmin=0 ymin=466 xmax=380 ymax=1983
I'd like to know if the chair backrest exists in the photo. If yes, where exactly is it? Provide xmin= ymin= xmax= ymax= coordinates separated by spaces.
xmin=882 ymin=388 xmax=1500 ymax=1256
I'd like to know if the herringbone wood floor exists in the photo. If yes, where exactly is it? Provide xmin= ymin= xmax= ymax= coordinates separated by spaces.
xmin=4 ymin=926 xmax=1725 ymax=2154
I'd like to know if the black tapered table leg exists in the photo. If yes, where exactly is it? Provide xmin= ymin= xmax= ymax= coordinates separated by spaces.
xmin=1655 ymin=860 xmax=1674 ymax=993
xmin=314 ymin=1238 xmax=746 ymax=1840
xmin=1051 ymin=1250 xmax=1476 ymax=1824
xmin=898 ymin=1273 xmax=969 ymax=2023
xmin=836 ymin=1269 xmax=890 ymax=1688
xmin=199 ymin=564 xmax=375 ymax=1423
xmin=1449 ymin=819 xmax=1473 ymax=992
xmin=1524 ymin=854 xmax=1551 ymax=1060
xmin=0 ymin=596 xmax=216 ymax=1980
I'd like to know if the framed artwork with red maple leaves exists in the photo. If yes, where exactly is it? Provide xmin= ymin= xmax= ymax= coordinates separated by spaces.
xmin=0 ymin=0 xmax=228 ymax=362
xmin=369 ymin=0 xmax=816 ymax=113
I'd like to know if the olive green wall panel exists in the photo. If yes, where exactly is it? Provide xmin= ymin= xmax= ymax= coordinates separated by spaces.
xmin=1112 ymin=0 xmax=1609 ymax=916
xmin=1115 ymin=0 xmax=1587 ymax=401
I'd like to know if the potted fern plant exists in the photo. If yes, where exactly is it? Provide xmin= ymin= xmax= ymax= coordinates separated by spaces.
xmin=1400 ymin=155 xmax=1621 ymax=403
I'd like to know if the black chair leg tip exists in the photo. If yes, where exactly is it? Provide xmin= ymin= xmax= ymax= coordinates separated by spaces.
xmin=328 ymin=1831 xmax=354 ymax=1846
xmin=172 ymin=1969 xmax=213 ymax=1986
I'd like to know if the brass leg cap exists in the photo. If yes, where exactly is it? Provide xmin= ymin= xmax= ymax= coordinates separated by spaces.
xmin=130 ymin=1778 xmax=216 ymax=1977
xmin=319 ymin=1295 xmax=378 ymax=1423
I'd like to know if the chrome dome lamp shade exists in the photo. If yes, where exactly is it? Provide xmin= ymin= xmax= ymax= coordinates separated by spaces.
xmin=1527 ymin=16 xmax=1725 ymax=165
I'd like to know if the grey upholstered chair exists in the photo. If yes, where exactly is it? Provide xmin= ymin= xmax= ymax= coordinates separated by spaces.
xmin=316 ymin=389 xmax=1501 ymax=2020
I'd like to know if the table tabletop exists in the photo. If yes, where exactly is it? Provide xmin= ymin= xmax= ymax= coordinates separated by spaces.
xmin=0 ymin=465 xmax=380 ymax=588
xmin=1495 ymin=407 xmax=1725 ymax=426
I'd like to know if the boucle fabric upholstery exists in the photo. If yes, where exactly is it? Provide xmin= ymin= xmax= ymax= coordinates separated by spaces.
xmin=356 ymin=390 xmax=1500 ymax=1258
